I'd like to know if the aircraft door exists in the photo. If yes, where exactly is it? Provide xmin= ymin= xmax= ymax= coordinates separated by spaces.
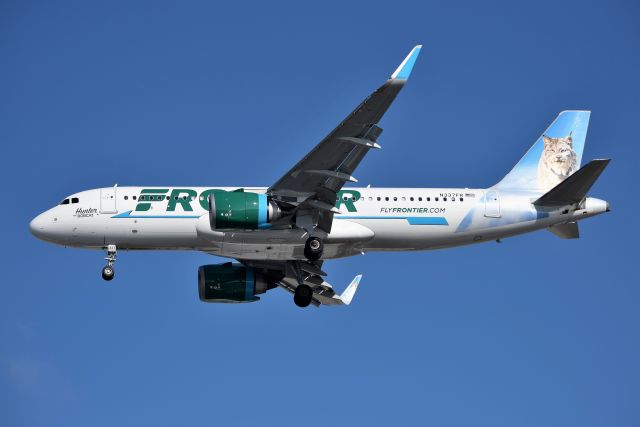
xmin=484 ymin=190 xmax=501 ymax=218
xmin=100 ymin=186 xmax=117 ymax=213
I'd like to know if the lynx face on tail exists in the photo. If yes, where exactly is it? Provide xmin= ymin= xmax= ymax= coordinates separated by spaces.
xmin=537 ymin=133 xmax=578 ymax=190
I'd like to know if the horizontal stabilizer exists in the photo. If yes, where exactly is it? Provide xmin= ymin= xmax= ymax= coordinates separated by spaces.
xmin=548 ymin=222 xmax=580 ymax=239
xmin=534 ymin=159 xmax=610 ymax=206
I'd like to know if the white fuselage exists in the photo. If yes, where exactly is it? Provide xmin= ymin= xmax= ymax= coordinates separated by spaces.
xmin=29 ymin=186 xmax=609 ymax=261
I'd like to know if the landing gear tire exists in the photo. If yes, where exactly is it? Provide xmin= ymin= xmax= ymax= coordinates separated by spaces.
xmin=102 ymin=244 xmax=117 ymax=281
xmin=304 ymin=236 xmax=323 ymax=261
xmin=102 ymin=266 xmax=115 ymax=281
xmin=294 ymin=284 xmax=313 ymax=308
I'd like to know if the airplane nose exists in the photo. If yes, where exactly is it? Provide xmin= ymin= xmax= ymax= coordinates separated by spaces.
xmin=29 ymin=213 xmax=47 ymax=239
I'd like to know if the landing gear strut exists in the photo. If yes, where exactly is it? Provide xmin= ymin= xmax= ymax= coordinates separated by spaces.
xmin=304 ymin=236 xmax=323 ymax=261
xmin=102 ymin=244 xmax=117 ymax=281
xmin=294 ymin=284 xmax=313 ymax=308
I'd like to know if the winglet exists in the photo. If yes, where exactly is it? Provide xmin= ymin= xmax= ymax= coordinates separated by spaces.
xmin=338 ymin=274 xmax=362 ymax=306
xmin=390 ymin=45 xmax=422 ymax=80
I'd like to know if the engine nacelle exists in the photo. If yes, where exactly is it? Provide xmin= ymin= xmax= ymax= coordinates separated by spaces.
xmin=208 ymin=190 xmax=283 ymax=230
xmin=198 ymin=263 xmax=276 ymax=303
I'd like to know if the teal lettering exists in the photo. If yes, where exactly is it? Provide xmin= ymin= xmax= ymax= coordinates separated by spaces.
xmin=135 ymin=189 xmax=169 ymax=211
xmin=167 ymin=189 xmax=197 ymax=211
xmin=336 ymin=190 xmax=361 ymax=213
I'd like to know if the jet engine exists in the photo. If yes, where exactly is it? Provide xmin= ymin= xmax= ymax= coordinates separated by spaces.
xmin=198 ymin=263 xmax=277 ymax=303
xmin=208 ymin=190 xmax=284 ymax=230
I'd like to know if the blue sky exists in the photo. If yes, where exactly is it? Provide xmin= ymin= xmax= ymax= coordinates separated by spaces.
xmin=2 ymin=0 xmax=639 ymax=426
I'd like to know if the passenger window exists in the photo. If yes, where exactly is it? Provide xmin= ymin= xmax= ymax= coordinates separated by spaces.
xmin=460 ymin=197 xmax=464 ymax=202
xmin=402 ymin=197 xmax=406 ymax=201
xmin=72 ymin=197 xmax=79 ymax=203
xmin=427 ymin=197 xmax=431 ymax=201
xmin=377 ymin=197 xmax=381 ymax=201
xmin=410 ymin=197 xmax=414 ymax=201
xmin=133 ymin=196 xmax=137 ymax=200
xmin=385 ymin=197 xmax=389 ymax=201
xmin=124 ymin=196 xmax=128 ymax=200
xmin=393 ymin=197 xmax=397 ymax=201
xmin=443 ymin=197 xmax=447 ymax=201
xmin=435 ymin=197 xmax=439 ymax=201
xmin=368 ymin=197 xmax=372 ymax=201
xmin=60 ymin=199 xmax=69 ymax=205
xmin=418 ymin=197 xmax=422 ymax=202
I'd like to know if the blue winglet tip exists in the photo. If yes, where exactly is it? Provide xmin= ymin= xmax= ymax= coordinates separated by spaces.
xmin=390 ymin=45 xmax=422 ymax=80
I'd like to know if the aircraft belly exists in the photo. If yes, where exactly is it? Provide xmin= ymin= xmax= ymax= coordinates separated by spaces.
xmin=194 ymin=215 xmax=374 ymax=260
xmin=216 ymin=241 xmax=356 ymax=261
xmin=215 ymin=230 xmax=360 ymax=261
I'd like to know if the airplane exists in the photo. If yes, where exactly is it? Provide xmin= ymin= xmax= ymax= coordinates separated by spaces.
xmin=29 ymin=45 xmax=611 ymax=308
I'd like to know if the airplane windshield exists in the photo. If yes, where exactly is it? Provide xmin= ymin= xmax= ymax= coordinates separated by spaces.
xmin=60 ymin=197 xmax=80 ymax=205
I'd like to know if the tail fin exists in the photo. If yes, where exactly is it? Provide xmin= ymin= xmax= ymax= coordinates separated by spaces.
xmin=495 ymin=111 xmax=591 ymax=193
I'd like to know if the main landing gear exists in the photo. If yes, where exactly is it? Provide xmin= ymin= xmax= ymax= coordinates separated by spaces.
xmin=288 ymin=260 xmax=316 ymax=308
xmin=295 ymin=236 xmax=323 ymax=307
xmin=304 ymin=236 xmax=324 ymax=261
xmin=102 ymin=244 xmax=117 ymax=281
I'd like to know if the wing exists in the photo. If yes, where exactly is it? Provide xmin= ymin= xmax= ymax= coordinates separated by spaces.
xmin=267 ymin=45 xmax=423 ymax=232
xmin=244 ymin=260 xmax=363 ymax=307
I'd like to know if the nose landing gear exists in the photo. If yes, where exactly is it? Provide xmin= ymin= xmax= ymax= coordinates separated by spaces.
xmin=102 ymin=244 xmax=117 ymax=281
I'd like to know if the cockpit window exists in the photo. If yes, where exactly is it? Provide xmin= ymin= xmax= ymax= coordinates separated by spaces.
xmin=60 ymin=199 xmax=70 ymax=205
xmin=71 ymin=197 xmax=79 ymax=203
